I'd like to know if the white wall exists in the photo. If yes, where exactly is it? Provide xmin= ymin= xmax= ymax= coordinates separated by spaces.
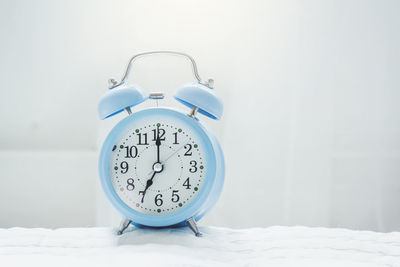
xmin=0 ymin=151 xmax=97 ymax=228
xmin=0 ymin=0 xmax=399 ymax=232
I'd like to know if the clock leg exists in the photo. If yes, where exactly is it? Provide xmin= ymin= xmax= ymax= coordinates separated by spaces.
xmin=186 ymin=217 xmax=202 ymax=237
xmin=117 ymin=218 xmax=132 ymax=235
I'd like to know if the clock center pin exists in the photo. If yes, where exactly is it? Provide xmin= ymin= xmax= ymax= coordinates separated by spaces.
xmin=152 ymin=162 xmax=163 ymax=173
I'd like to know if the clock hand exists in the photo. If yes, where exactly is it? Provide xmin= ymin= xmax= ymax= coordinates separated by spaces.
xmin=146 ymin=139 xmax=191 ymax=176
xmin=140 ymin=161 xmax=164 ymax=203
xmin=139 ymin=171 xmax=157 ymax=203
xmin=155 ymin=125 xmax=161 ymax=163
xmin=162 ymin=139 xmax=190 ymax=163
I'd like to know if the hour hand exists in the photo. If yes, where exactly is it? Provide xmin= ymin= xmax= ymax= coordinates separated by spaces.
xmin=139 ymin=172 xmax=156 ymax=203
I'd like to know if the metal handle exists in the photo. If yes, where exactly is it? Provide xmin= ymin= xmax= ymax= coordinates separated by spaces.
xmin=108 ymin=51 xmax=214 ymax=89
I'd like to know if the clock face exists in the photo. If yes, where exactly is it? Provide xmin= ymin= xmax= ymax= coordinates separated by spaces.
xmin=109 ymin=117 xmax=206 ymax=216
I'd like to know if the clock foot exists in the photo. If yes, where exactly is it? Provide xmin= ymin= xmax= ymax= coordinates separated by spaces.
xmin=186 ymin=217 xmax=202 ymax=237
xmin=117 ymin=218 xmax=132 ymax=235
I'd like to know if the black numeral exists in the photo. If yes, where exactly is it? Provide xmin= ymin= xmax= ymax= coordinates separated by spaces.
xmin=171 ymin=190 xmax=180 ymax=202
xmin=155 ymin=194 xmax=163 ymax=206
xmin=183 ymin=177 xmax=191 ymax=189
xmin=184 ymin=144 xmax=192 ymax=156
xmin=189 ymin=160 xmax=197 ymax=173
xmin=120 ymin=161 xmax=129 ymax=174
xmin=126 ymin=178 xmax=135 ymax=191
xmin=152 ymin=128 xmax=165 ymax=141
xmin=124 ymin=146 xmax=138 ymax=158
xmin=137 ymin=133 xmax=148 ymax=145
xmin=173 ymin=132 xmax=179 ymax=144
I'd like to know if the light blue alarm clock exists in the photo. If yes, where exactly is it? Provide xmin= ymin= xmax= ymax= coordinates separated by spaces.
xmin=97 ymin=51 xmax=224 ymax=236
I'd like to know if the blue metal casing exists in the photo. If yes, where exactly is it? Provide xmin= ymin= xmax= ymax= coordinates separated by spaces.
xmin=174 ymin=83 xmax=223 ymax=120
xmin=98 ymin=107 xmax=225 ymax=227
xmin=98 ymin=84 xmax=148 ymax=120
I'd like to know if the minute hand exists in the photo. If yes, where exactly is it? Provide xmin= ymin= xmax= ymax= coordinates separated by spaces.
xmin=155 ymin=125 xmax=161 ymax=163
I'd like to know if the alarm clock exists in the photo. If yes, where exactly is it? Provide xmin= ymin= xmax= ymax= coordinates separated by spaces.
xmin=97 ymin=51 xmax=225 ymax=236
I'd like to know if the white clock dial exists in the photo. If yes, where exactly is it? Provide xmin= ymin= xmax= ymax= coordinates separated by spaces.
xmin=109 ymin=118 xmax=205 ymax=215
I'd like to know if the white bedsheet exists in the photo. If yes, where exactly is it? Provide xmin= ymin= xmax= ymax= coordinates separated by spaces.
xmin=1 ymin=226 xmax=399 ymax=267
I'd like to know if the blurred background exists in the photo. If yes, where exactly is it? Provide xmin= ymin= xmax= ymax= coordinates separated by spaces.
xmin=0 ymin=0 xmax=399 ymax=232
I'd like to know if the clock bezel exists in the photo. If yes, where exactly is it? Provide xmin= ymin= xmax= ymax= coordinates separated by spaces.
xmin=99 ymin=107 xmax=217 ymax=227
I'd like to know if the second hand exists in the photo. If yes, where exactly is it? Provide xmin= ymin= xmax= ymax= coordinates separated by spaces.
xmin=147 ymin=139 xmax=190 ymax=176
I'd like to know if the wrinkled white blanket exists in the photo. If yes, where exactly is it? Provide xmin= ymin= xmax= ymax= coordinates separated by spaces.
xmin=1 ymin=226 xmax=399 ymax=267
